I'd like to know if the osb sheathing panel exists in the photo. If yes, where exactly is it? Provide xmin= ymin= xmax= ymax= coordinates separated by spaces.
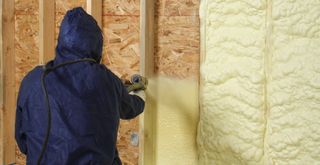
xmin=102 ymin=1 xmax=140 ymax=164
xmin=14 ymin=0 xmax=39 ymax=164
xmin=156 ymin=0 xmax=199 ymax=16
xmin=102 ymin=16 xmax=140 ymax=78
xmin=103 ymin=0 xmax=140 ymax=15
xmin=15 ymin=14 xmax=39 ymax=93
xmin=155 ymin=0 xmax=200 ymax=78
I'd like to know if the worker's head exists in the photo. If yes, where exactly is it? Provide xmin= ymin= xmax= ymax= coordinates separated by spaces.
xmin=55 ymin=7 xmax=103 ymax=63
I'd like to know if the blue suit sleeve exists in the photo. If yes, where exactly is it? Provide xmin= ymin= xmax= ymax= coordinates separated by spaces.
xmin=15 ymin=104 xmax=27 ymax=154
xmin=119 ymin=82 xmax=145 ymax=120
xmin=104 ymin=66 xmax=145 ymax=120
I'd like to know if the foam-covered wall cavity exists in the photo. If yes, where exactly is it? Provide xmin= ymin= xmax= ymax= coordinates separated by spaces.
xmin=147 ymin=76 xmax=199 ymax=164
xmin=198 ymin=0 xmax=320 ymax=164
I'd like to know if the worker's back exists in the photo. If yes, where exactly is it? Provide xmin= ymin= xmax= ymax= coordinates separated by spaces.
xmin=15 ymin=7 xmax=144 ymax=165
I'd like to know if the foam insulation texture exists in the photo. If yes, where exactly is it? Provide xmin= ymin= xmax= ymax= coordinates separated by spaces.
xmin=148 ymin=76 xmax=199 ymax=165
xmin=198 ymin=0 xmax=320 ymax=164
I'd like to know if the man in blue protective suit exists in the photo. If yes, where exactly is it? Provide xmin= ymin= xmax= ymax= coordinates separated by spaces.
xmin=15 ymin=7 xmax=145 ymax=165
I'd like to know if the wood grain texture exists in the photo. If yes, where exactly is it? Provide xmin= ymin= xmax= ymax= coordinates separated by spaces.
xmin=39 ymin=0 xmax=55 ymax=64
xmin=155 ymin=0 xmax=200 ymax=78
xmin=3 ymin=0 xmax=16 ymax=164
xmin=86 ymin=0 xmax=102 ymax=28
xmin=156 ymin=0 xmax=199 ymax=16
xmin=102 ymin=16 xmax=140 ymax=79
xmin=140 ymin=0 xmax=155 ymax=164
xmin=15 ymin=0 xmax=39 ymax=15
xmin=103 ymin=0 xmax=140 ymax=15
xmin=0 ymin=0 xmax=3 ymax=163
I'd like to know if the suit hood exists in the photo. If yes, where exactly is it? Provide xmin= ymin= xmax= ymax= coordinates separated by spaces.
xmin=55 ymin=7 xmax=103 ymax=63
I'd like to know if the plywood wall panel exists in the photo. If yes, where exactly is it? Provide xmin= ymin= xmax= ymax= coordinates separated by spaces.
xmin=15 ymin=146 xmax=26 ymax=165
xmin=15 ymin=15 xmax=39 ymax=94
xmin=102 ymin=16 xmax=140 ymax=79
xmin=103 ymin=0 xmax=140 ymax=15
xmin=155 ymin=16 xmax=199 ymax=78
xmin=14 ymin=0 xmax=39 ymax=15
xmin=55 ymin=0 xmax=86 ymax=13
xmin=156 ymin=0 xmax=199 ymax=16
xmin=155 ymin=0 xmax=200 ymax=78
xmin=116 ymin=119 xmax=140 ymax=165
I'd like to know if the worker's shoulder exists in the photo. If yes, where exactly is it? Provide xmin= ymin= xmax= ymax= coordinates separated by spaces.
xmin=20 ymin=65 xmax=43 ymax=87
xmin=17 ymin=66 xmax=43 ymax=101
xmin=91 ymin=63 xmax=117 ymax=77
xmin=93 ymin=63 xmax=110 ymax=71
xmin=91 ymin=63 xmax=122 ymax=84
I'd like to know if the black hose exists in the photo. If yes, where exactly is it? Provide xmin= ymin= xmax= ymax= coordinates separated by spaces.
xmin=37 ymin=58 xmax=96 ymax=165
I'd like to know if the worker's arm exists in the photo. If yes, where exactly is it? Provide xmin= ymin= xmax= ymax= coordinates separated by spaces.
xmin=119 ymin=83 xmax=145 ymax=120
xmin=104 ymin=66 xmax=145 ymax=119
xmin=15 ymin=102 xmax=28 ymax=154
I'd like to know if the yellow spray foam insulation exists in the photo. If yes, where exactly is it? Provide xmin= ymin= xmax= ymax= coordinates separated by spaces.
xmin=198 ymin=0 xmax=320 ymax=164
xmin=147 ymin=76 xmax=199 ymax=165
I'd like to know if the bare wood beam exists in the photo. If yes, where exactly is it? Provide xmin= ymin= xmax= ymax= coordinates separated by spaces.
xmin=139 ymin=0 xmax=155 ymax=164
xmin=39 ymin=0 xmax=55 ymax=64
xmin=86 ymin=0 xmax=102 ymax=28
xmin=2 ymin=0 xmax=15 ymax=164
xmin=0 ymin=0 xmax=4 ymax=163
xmin=0 ymin=0 xmax=3 ymax=107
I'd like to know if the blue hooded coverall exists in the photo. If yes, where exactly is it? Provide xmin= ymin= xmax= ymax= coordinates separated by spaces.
xmin=15 ymin=7 xmax=145 ymax=165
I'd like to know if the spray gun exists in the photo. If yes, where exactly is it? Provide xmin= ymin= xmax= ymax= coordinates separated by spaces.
xmin=124 ymin=74 xmax=148 ymax=93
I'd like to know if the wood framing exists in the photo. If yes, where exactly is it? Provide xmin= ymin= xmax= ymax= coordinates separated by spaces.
xmin=0 ymin=0 xmax=4 ymax=163
xmin=39 ymin=0 xmax=55 ymax=64
xmin=2 ymin=0 xmax=15 ymax=164
xmin=86 ymin=0 xmax=102 ymax=28
xmin=139 ymin=0 xmax=155 ymax=164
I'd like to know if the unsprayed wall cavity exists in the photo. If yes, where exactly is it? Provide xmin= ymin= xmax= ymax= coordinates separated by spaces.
xmin=198 ymin=0 xmax=320 ymax=164
xmin=155 ymin=0 xmax=200 ymax=78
